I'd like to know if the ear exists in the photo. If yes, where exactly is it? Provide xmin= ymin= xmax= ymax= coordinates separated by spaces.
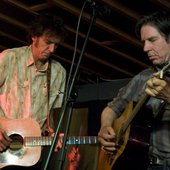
xmin=32 ymin=36 xmax=37 ymax=42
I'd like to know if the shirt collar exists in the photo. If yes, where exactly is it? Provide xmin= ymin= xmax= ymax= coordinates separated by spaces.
xmin=26 ymin=45 xmax=49 ymax=72
xmin=26 ymin=45 xmax=34 ymax=67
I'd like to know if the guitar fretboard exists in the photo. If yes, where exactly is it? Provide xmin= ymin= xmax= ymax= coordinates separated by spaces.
xmin=24 ymin=136 xmax=98 ymax=146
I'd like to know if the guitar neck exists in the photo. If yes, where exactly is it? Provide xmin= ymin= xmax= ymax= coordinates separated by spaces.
xmin=24 ymin=136 xmax=98 ymax=146
xmin=123 ymin=92 xmax=149 ymax=132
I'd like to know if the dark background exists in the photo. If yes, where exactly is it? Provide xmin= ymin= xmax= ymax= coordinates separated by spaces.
xmin=0 ymin=0 xmax=169 ymax=86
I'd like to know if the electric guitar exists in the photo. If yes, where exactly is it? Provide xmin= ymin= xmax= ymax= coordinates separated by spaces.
xmin=98 ymin=62 xmax=170 ymax=170
xmin=0 ymin=118 xmax=98 ymax=169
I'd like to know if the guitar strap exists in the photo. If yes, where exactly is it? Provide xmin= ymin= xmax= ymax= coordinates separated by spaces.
xmin=46 ymin=59 xmax=52 ymax=133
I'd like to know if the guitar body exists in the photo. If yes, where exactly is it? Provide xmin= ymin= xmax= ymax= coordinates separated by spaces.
xmin=112 ymin=105 xmax=152 ymax=170
xmin=98 ymin=101 xmax=133 ymax=170
xmin=98 ymin=101 xmax=152 ymax=170
xmin=0 ymin=118 xmax=98 ymax=169
xmin=0 ymin=118 xmax=42 ymax=169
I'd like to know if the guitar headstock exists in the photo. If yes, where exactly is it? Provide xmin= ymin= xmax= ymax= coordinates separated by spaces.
xmin=159 ymin=62 xmax=170 ymax=79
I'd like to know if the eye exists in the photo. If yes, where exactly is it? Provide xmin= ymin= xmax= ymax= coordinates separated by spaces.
xmin=45 ymin=40 xmax=51 ymax=45
xmin=148 ymin=37 xmax=158 ymax=43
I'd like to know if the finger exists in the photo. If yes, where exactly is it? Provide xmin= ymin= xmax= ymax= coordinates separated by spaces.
xmin=54 ymin=142 xmax=62 ymax=152
xmin=147 ymin=77 xmax=160 ymax=88
xmin=101 ymin=145 xmax=117 ymax=152
xmin=145 ymin=88 xmax=158 ymax=97
xmin=146 ymin=79 xmax=154 ymax=88
xmin=98 ymin=134 xmax=115 ymax=145
xmin=0 ymin=144 xmax=6 ymax=152
xmin=105 ymin=126 xmax=116 ymax=136
xmin=152 ymin=77 xmax=167 ymax=88
xmin=98 ymin=138 xmax=116 ymax=149
xmin=0 ymin=131 xmax=11 ymax=148
xmin=3 ymin=132 xmax=12 ymax=142
xmin=148 ymin=77 xmax=158 ymax=87
xmin=98 ymin=131 xmax=115 ymax=141
xmin=54 ymin=145 xmax=60 ymax=152
xmin=152 ymin=77 xmax=162 ymax=87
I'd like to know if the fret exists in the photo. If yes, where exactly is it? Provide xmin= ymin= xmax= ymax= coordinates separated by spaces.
xmin=25 ymin=136 xmax=52 ymax=146
xmin=67 ymin=136 xmax=98 ymax=145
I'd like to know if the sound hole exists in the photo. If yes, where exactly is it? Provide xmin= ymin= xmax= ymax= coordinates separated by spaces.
xmin=9 ymin=134 xmax=23 ymax=150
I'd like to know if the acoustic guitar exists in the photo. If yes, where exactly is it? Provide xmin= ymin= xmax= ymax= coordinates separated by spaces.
xmin=98 ymin=62 xmax=170 ymax=170
xmin=0 ymin=118 xmax=98 ymax=169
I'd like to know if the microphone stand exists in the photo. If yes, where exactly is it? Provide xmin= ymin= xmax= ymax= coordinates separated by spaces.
xmin=43 ymin=3 xmax=97 ymax=170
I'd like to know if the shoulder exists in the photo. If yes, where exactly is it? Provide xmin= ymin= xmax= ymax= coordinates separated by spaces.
xmin=0 ymin=48 xmax=14 ymax=62
xmin=124 ymin=67 xmax=155 ymax=89
xmin=0 ymin=46 xmax=29 ymax=58
xmin=7 ymin=46 xmax=30 ymax=55
xmin=138 ymin=67 xmax=155 ymax=75
xmin=132 ymin=67 xmax=154 ymax=81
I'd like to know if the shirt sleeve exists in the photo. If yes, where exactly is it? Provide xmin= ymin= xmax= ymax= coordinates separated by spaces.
xmin=108 ymin=69 xmax=153 ymax=117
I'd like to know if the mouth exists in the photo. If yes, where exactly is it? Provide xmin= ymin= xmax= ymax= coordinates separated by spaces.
xmin=148 ymin=55 xmax=157 ymax=60
xmin=148 ymin=52 xmax=159 ymax=58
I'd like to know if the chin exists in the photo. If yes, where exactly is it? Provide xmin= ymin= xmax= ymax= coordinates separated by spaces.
xmin=41 ymin=55 xmax=49 ymax=60
xmin=152 ymin=61 xmax=159 ymax=66
xmin=153 ymin=61 xmax=168 ymax=68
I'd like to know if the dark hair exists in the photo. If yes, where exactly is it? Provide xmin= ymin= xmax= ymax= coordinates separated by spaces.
xmin=135 ymin=11 xmax=170 ymax=42
xmin=27 ymin=14 xmax=66 ymax=42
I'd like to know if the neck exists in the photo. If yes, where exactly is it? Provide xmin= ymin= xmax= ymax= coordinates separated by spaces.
xmin=34 ymin=59 xmax=48 ymax=71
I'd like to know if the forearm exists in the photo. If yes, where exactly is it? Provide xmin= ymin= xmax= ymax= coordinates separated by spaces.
xmin=98 ymin=106 xmax=117 ymax=150
xmin=101 ymin=106 xmax=117 ymax=128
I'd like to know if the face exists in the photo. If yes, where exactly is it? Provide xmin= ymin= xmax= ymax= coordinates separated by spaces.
xmin=141 ymin=24 xmax=170 ymax=66
xmin=31 ymin=34 xmax=61 ymax=62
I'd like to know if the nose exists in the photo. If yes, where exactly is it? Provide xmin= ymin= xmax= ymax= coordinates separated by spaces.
xmin=143 ymin=41 xmax=151 ymax=52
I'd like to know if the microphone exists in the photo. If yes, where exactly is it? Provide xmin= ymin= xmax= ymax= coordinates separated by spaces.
xmin=86 ymin=0 xmax=111 ymax=17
